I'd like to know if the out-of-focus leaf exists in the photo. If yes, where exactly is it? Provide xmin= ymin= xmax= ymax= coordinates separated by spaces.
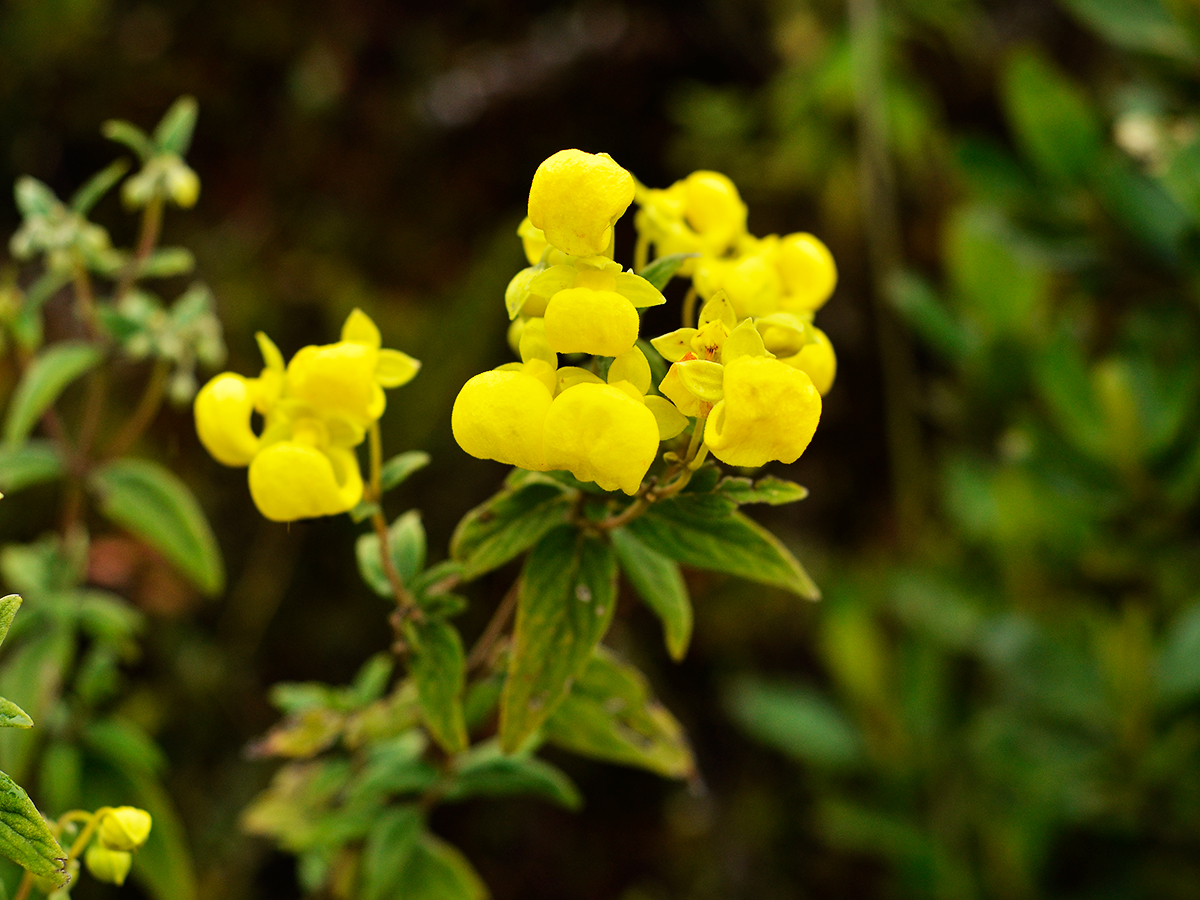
xmin=450 ymin=477 xmax=574 ymax=580
xmin=69 ymin=159 xmax=131 ymax=215
xmin=888 ymin=269 xmax=974 ymax=361
xmin=83 ymin=719 xmax=167 ymax=776
xmin=1060 ymin=0 xmax=1195 ymax=60
xmin=89 ymin=459 xmax=225 ymax=596
xmin=1157 ymin=603 xmax=1200 ymax=706
xmin=0 ymin=597 xmax=20 ymax=651
xmin=0 ymin=771 xmax=65 ymax=884
xmin=611 ymin=527 xmax=692 ymax=660
xmin=724 ymin=677 xmax=863 ymax=769
xmin=380 ymin=451 xmax=431 ymax=493
xmin=442 ymin=741 xmax=581 ymax=809
xmin=152 ymin=96 xmax=199 ymax=156
xmin=137 ymin=247 xmax=195 ymax=278
xmin=102 ymin=120 xmax=154 ymax=161
xmin=626 ymin=494 xmax=819 ymax=599
xmin=716 ymin=475 xmax=810 ymax=506
xmin=0 ymin=442 xmax=63 ymax=494
xmin=543 ymin=647 xmax=694 ymax=778
xmin=499 ymin=526 xmax=617 ymax=751
xmin=403 ymin=618 xmax=468 ymax=754
xmin=1092 ymin=150 xmax=1189 ymax=263
xmin=356 ymin=511 xmax=426 ymax=597
xmin=3 ymin=342 xmax=102 ymax=447
xmin=393 ymin=834 xmax=488 ymax=900
xmin=361 ymin=805 xmax=423 ymax=900
xmin=1034 ymin=332 xmax=1106 ymax=460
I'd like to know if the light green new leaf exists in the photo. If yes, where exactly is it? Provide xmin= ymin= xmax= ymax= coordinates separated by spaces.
xmin=13 ymin=177 xmax=58 ymax=218
xmin=153 ymin=96 xmax=199 ymax=156
xmin=404 ymin=618 xmax=468 ymax=754
xmin=627 ymin=494 xmax=819 ymax=599
xmin=724 ymin=677 xmax=863 ymax=769
xmin=611 ymin=527 xmax=692 ymax=660
xmin=0 ymin=596 xmax=21 ymax=650
xmin=443 ymin=740 xmax=582 ymax=809
xmin=89 ymin=459 xmax=225 ymax=596
xmin=0 ymin=700 xmax=32 ymax=730
xmin=361 ymin=805 xmax=423 ymax=900
xmin=395 ymin=834 xmax=488 ymax=900
xmin=70 ymin=159 xmax=132 ymax=215
xmin=138 ymin=247 xmax=196 ymax=279
xmin=3 ymin=342 xmax=102 ymax=448
xmin=380 ymin=450 xmax=432 ymax=493
xmin=499 ymin=526 xmax=617 ymax=751
xmin=0 ymin=771 xmax=66 ymax=884
xmin=717 ymin=475 xmax=810 ymax=506
xmin=543 ymin=647 xmax=694 ymax=778
xmin=637 ymin=252 xmax=696 ymax=292
xmin=0 ymin=442 xmax=64 ymax=494
xmin=450 ymin=479 xmax=574 ymax=580
xmin=356 ymin=511 xmax=427 ymax=597
xmin=102 ymin=120 xmax=154 ymax=161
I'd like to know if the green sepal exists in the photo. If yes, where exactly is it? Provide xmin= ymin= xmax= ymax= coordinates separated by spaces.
xmin=403 ymin=618 xmax=468 ymax=754
xmin=89 ymin=458 xmax=225 ymax=596
xmin=499 ymin=526 xmax=617 ymax=751
xmin=543 ymin=647 xmax=695 ymax=779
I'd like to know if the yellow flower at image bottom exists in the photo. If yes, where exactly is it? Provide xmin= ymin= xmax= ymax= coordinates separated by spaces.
xmin=451 ymin=369 xmax=553 ymax=472
xmin=704 ymin=356 xmax=822 ymax=468
xmin=248 ymin=441 xmax=364 ymax=522
xmin=543 ymin=382 xmax=659 ymax=495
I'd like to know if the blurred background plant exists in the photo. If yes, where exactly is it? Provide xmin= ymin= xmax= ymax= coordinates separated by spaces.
xmin=3 ymin=1 xmax=1200 ymax=899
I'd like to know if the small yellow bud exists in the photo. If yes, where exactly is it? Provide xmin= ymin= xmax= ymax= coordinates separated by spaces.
xmin=166 ymin=160 xmax=201 ymax=208
xmin=704 ymin=356 xmax=821 ymax=468
xmin=86 ymin=845 xmax=132 ymax=885
xmin=543 ymin=287 xmax=640 ymax=358
xmin=451 ymin=370 xmax=553 ymax=472
xmin=98 ymin=806 xmax=153 ymax=851
xmin=543 ymin=383 xmax=659 ymax=495
xmin=528 ymin=150 xmax=634 ymax=258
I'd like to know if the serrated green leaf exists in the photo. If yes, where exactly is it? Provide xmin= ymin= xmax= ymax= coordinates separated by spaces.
xmin=627 ymin=494 xmax=819 ymax=599
xmin=138 ymin=247 xmax=195 ymax=279
xmin=543 ymin=647 xmax=694 ymax=778
xmin=499 ymin=527 xmax=617 ymax=751
xmin=404 ymin=619 xmax=468 ymax=754
xmin=450 ymin=480 xmax=574 ymax=580
xmin=717 ymin=475 xmax=810 ymax=506
xmin=724 ymin=677 xmax=863 ymax=768
xmin=395 ymin=834 xmax=488 ymax=900
xmin=152 ymin=96 xmax=199 ymax=156
xmin=101 ymin=120 xmax=154 ymax=162
xmin=3 ymin=342 xmax=102 ymax=448
xmin=89 ymin=458 xmax=225 ymax=596
xmin=0 ymin=700 xmax=31 ymax=730
xmin=381 ymin=451 xmax=431 ymax=493
xmin=0 ymin=442 xmax=64 ymax=494
xmin=356 ymin=511 xmax=427 ymax=598
xmin=637 ymin=253 xmax=696 ymax=292
xmin=442 ymin=741 xmax=581 ymax=809
xmin=0 ymin=771 xmax=65 ymax=883
xmin=611 ymin=528 xmax=692 ymax=660
xmin=70 ymin=159 xmax=131 ymax=215
xmin=361 ymin=805 xmax=423 ymax=900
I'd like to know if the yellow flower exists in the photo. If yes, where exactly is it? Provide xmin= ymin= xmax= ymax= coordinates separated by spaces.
xmin=98 ymin=807 xmax=152 ymax=851
xmin=693 ymin=239 xmax=782 ymax=319
xmin=635 ymin=170 xmax=748 ymax=274
xmin=777 ymin=232 xmax=837 ymax=313
xmin=528 ymin=150 xmax=635 ymax=258
xmin=85 ymin=846 xmax=132 ymax=886
xmin=286 ymin=309 xmax=420 ymax=429
xmin=704 ymin=356 xmax=822 ymax=467
xmin=755 ymin=315 xmax=836 ymax=395
xmin=194 ymin=373 xmax=260 ymax=466
xmin=543 ymin=287 xmax=640 ymax=357
xmin=248 ymin=412 xmax=366 ymax=522
xmin=543 ymin=382 xmax=659 ymax=494
xmin=451 ymin=369 xmax=553 ymax=472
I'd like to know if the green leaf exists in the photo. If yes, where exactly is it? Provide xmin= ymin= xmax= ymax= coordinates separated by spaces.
xmin=717 ymin=475 xmax=810 ymax=506
xmin=0 ymin=699 xmax=31 ymax=730
xmin=138 ymin=247 xmax=196 ymax=279
xmin=499 ymin=527 xmax=617 ymax=752
xmin=450 ymin=479 xmax=575 ymax=580
xmin=626 ymin=494 xmax=820 ymax=599
xmin=1060 ymin=0 xmax=1195 ymax=59
xmin=0 ymin=442 xmax=64 ymax=494
xmin=887 ymin=270 xmax=973 ymax=362
xmin=403 ymin=619 xmax=468 ymax=754
xmin=637 ymin=253 xmax=697 ymax=292
xmin=724 ymin=677 xmax=863 ymax=769
xmin=13 ymin=178 xmax=58 ymax=219
xmin=1002 ymin=47 xmax=1102 ymax=184
xmin=3 ymin=342 xmax=102 ymax=448
xmin=356 ymin=511 xmax=427 ymax=597
xmin=0 ymin=597 xmax=20 ymax=651
xmin=152 ymin=96 xmax=199 ymax=156
xmin=83 ymin=719 xmax=166 ymax=776
xmin=381 ymin=451 xmax=432 ymax=493
xmin=394 ymin=834 xmax=488 ymax=900
xmin=1158 ymin=602 xmax=1200 ymax=706
xmin=361 ymin=805 xmax=423 ymax=900
xmin=89 ymin=458 xmax=225 ymax=596
xmin=101 ymin=120 xmax=154 ymax=162
xmin=443 ymin=740 xmax=581 ymax=809
xmin=0 ymin=771 xmax=65 ymax=884
xmin=611 ymin=528 xmax=692 ymax=661
xmin=69 ymin=159 xmax=132 ymax=215
xmin=543 ymin=647 xmax=694 ymax=778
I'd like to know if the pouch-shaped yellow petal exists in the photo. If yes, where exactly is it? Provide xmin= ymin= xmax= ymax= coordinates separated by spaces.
xmin=528 ymin=150 xmax=635 ymax=258
xmin=704 ymin=356 xmax=821 ymax=467
xmin=780 ymin=327 xmax=836 ymax=395
xmin=194 ymin=373 xmax=260 ymax=466
xmin=451 ymin=370 xmax=552 ymax=471
xmin=543 ymin=382 xmax=659 ymax=495
xmin=543 ymin=287 xmax=640 ymax=357
xmin=287 ymin=341 xmax=382 ymax=426
xmin=778 ymin=232 xmax=837 ymax=312
xmin=248 ymin=441 xmax=364 ymax=521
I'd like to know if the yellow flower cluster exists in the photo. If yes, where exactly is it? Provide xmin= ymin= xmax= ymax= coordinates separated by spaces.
xmin=451 ymin=150 xmax=837 ymax=493
xmin=194 ymin=309 xmax=419 ymax=521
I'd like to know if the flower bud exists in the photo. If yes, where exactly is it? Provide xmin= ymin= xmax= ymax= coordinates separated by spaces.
xmin=85 ymin=845 xmax=132 ymax=885
xmin=98 ymin=806 xmax=152 ymax=851
xmin=777 ymin=232 xmax=836 ymax=312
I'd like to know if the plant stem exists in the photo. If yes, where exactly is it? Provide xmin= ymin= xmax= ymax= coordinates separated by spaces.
xmin=597 ymin=413 xmax=708 ymax=531
xmin=104 ymin=358 xmax=170 ymax=459
xmin=681 ymin=286 xmax=698 ymax=329
xmin=367 ymin=423 xmax=419 ymax=624
xmin=115 ymin=198 xmax=162 ymax=303
xmin=466 ymin=578 xmax=520 ymax=673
